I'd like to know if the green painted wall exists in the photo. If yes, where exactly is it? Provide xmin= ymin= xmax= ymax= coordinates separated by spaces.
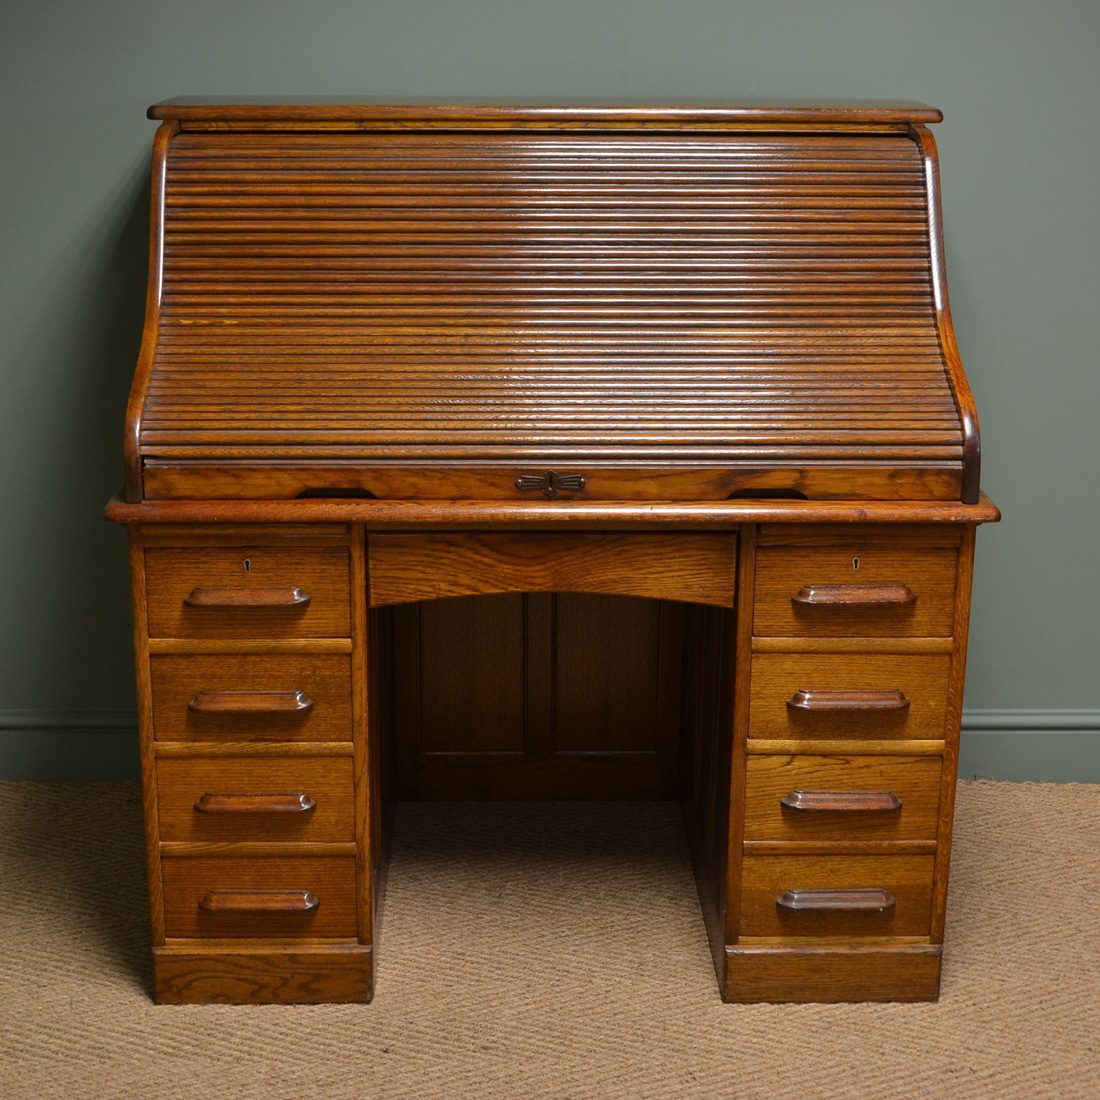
xmin=2 ymin=0 xmax=1098 ymax=780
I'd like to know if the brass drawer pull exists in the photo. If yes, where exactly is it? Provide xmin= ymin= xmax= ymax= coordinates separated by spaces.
xmin=792 ymin=584 xmax=915 ymax=608
xmin=199 ymin=889 xmax=319 ymax=913
xmin=183 ymin=586 xmax=311 ymax=609
xmin=193 ymin=791 xmax=317 ymax=815
xmin=787 ymin=689 xmax=910 ymax=712
xmin=777 ymin=888 xmax=895 ymax=913
xmin=780 ymin=789 xmax=902 ymax=813
xmin=188 ymin=690 xmax=314 ymax=715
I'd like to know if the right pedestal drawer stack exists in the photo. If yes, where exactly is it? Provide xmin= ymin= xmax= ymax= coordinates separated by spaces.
xmin=727 ymin=523 xmax=976 ymax=1003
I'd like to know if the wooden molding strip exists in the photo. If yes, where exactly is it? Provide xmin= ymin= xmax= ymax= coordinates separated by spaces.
xmin=744 ymin=840 xmax=935 ymax=856
xmin=105 ymin=495 xmax=1002 ymax=529
xmin=147 ymin=638 xmax=352 ymax=655
xmin=747 ymin=738 xmax=946 ymax=756
xmin=147 ymin=99 xmax=945 ymax=125
xmin=753 ymin=637 xmax=954 ymax=654
xmin=153 ymin=741 xmax=354 ymax=758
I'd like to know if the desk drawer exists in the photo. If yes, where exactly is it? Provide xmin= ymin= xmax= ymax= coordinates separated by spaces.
xmin=156 ymin=756 xmax=354 ymax=843
xmin=744 ymin=755 xmax=942 ymax=842
xmin=740 ymin=853 xmax=934 ymax=938
xmin=749 ymin=652 xmax=950 ymax=741
xmin=150 ymin=653 xmax=352 ymax=742
xmin=161 ymin=854 xmax=357 ymax=939
xmin=754 ymin=542 xmax=957 ymax=638
xmin=145 ymin=547 xmax=351 ymax=638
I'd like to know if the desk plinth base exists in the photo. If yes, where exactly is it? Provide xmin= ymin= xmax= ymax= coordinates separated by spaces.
xmin=153 ymin=944 xmax=374 ymax=1005
xmin=722 ymin=943 xmax=942 ymax=1004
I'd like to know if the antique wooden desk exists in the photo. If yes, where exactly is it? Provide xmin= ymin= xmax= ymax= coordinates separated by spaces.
xmin=106 ymin=99 xmax=999 ymax=1005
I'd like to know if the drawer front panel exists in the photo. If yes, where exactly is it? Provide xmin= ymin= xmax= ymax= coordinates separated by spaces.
xmin=161 ymin=855 xmax=357 ymax=938
xmin=157 ymin=757 xmax=355 ymax=842
xmin=145 ymin=547 xmax=351 ymax=638
xmin=754 ymin=545 xmax=957 ymax=637
xmin=749 ymin=652 xmax=950 ymax=741
xmin=740 ymin=854 xmax=934 ymax=937
xmin=150 ymin=653 xmax=353 ymax=742
xmin=369 ymin=532 xmax=736 ymax=609
xmin=744 ymin=755 xmax=942 ymax=842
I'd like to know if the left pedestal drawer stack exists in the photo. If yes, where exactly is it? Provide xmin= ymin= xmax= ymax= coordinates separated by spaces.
xmin=128 ymin=524 xmax=375 ymax=1004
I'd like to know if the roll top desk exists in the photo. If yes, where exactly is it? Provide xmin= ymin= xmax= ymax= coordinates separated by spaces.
xmin=107 ymin=99 xmax=998 ymax=1004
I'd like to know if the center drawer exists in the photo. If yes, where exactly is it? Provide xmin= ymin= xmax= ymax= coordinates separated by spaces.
xmin=150 ymin=653 xmax=353 ymax=742
xmin=156 ymin=756 xmax=355 ymax=842
xmin=740 ymin=853 xmax=934 ymax=938
xmin=145 ymin=546 xmax=351 ymax=638
xmin=161 ymin=854 xmax=358 ymax=939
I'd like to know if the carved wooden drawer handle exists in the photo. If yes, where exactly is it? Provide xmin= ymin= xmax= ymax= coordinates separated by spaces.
xmin=183 ymin=586 xmax=311 ymax=609
xmin=193 ymin=791 xmax=317 ymax=815
xmin=776 ymin=888 xmax=896 ymax=913
xmin=780 ymin=789 xmax=902 ymax=813
xmin=787 ymin=689 xmax=910 ymax=712
xmin=199 ymin=890 xmax=319 ymax=913
xmin=188 ymin=690 xmax=314 ymax=715
xmin=792 ymin=584 xmax=915 ymax=607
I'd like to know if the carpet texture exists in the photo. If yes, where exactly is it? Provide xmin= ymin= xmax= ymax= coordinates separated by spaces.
xmin=1 ymin=780 xmax=1098 ymax=1098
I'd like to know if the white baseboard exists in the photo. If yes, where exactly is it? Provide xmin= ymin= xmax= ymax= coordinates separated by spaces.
xmin=1 ymin=709 xmax=1098 ymax=782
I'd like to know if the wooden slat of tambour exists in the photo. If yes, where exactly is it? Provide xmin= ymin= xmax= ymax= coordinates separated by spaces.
xmin=139 ymin=129 xmax=964 ymax=489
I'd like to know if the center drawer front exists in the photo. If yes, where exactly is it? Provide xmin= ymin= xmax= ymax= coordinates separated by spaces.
xmin=150 ymin=653 xmax=353 ymax=742
xmin=145 ymin=547 xmax=351 ymax=638
xmin=750 ymin=652 xmax=950 ymax=741
xmin=744 ymin=755 xmax=942 ymax=842
xmin=161 ymin=855 xmax=358 ymax=938
xmin=740 ymin=854 xmax=934 ymax=937
xmin=754 ymin=544 xmax=957 ymax=637
xmin=156 ymin=757 xmax=355 ymax=842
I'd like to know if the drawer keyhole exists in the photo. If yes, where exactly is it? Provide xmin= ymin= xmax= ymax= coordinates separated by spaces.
xmin=243 ymin=558 xmax=252 ymax=573
xmin=852 ymin=556 xmax=860 ymax=571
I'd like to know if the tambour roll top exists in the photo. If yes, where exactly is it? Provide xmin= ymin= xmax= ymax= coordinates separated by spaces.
xmin=124 ymin=100 xmax=981 ymax=504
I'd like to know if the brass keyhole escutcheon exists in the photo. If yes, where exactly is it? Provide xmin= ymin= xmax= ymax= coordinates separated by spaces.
xmin=243 ymin=558 xmax=252 ymax=573
xmin=852 ymin=556 xmax=861 ymax=571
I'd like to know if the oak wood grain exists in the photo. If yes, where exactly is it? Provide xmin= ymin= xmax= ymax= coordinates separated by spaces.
xmin=723 ymin=942 xmax=941 ymax=1003
xmin=128 ymin=529 xmax=165 ymax=944
xmin=145 ymin=546 xmax=350 ymax=638
xmin=120 ymin=112 xmax=979 ymax=503
xmin=147 ymin=99 xmax=945 ymax=125
xmin=150 ymin=653 xmax=352 ymax=741
xmin=750 ymin=652 xmax=950 ymax=740
xmin=106 ymin=494 xmax=1002 ymax=527
xmin=157 ymin=755 xmax=354 ymax=842
xmin=160 ymin=854 xmax=357 ymax=938
xmin=743 ymin=754 xmax=941 ymax=842
xmin=740 ymin=853 xmax=934 ymax=937
xmin=153 ymin=943 xmax=373 ymax=1004
xmin=369 ymin=532 xmax=735 ymax=608
xmin=754 ymin=543 xmax=957 ymax=637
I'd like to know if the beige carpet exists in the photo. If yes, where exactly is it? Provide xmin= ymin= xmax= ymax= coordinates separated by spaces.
xmin=1 ymin=781 xmax=1098 ymax=1098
